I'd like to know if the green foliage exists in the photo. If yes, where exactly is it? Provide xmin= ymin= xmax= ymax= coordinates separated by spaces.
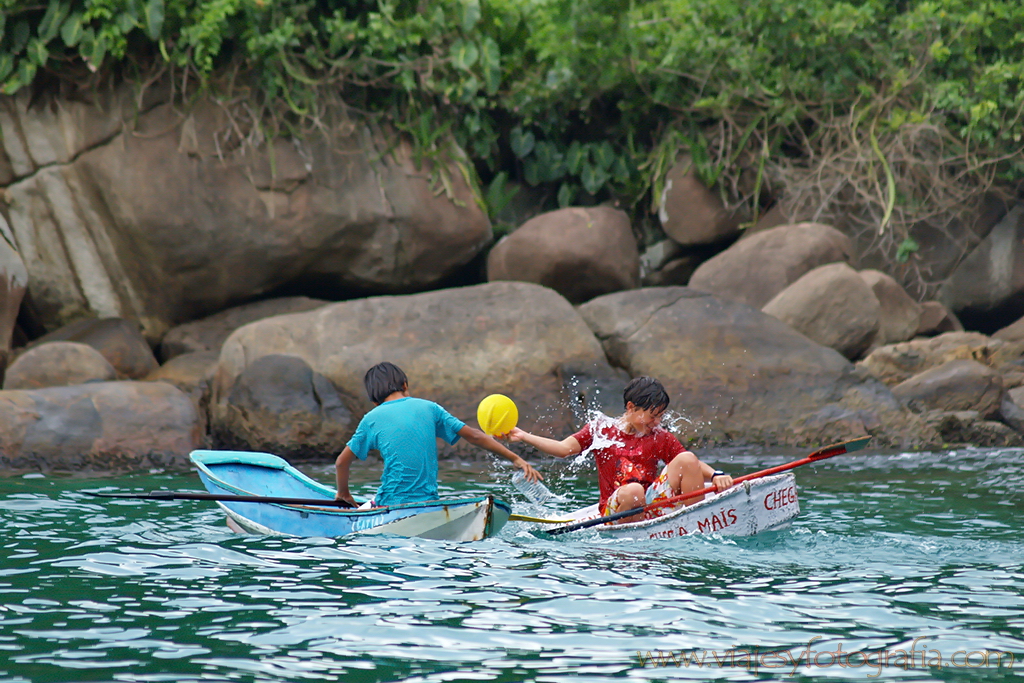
xmin=2 ymin=0 xmax=1023 ymax=246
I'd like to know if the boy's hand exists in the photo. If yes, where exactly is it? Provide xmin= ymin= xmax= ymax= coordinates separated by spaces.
xmin=500 ymin=427 xmax=527 ymax=442
xmin=712 ymin=473 xmax=734 ymax=492
xmin=516 ymin=459 xmax=542 ymax=482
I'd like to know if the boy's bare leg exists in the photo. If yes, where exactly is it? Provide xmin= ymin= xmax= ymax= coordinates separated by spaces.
xmin=609 ymin=482 xmax=646 ymax=523
xmin=665 ymin=451 xmax=707 ymax=506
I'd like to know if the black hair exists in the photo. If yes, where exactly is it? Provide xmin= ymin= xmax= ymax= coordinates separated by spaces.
xmin=623 ymin=376 xmax=670 ymax=412
xmin=364 ymin=362 xmax=408 ymax=404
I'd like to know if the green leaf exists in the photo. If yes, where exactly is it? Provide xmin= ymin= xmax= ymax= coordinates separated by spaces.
xmin=557 ymin=182 xmax=577 ymax=208
xmin=79 ymin=29 xmax=107 ymax=72
xmin=38 ymin=0 xmax=69 ymax=43
xmin=532 ymin=141 xmax=565 ymax=182
xmin=896 ymin=237 xmax=919 ymax=264
xmin=0 ymin=54 xmax=13 ymax=82
xmin=450 ymin=39 xmax=479 ymax=70
xmin=462 ymin=0 xmax=481 ymax=32
xmin=580 ymin=163 xmax=610 ymax=195
xmin=593 ymin=141 xmax=615 ymax=171
xmin=16 ymin=58 xmax=36 ymax=85
xmin=144 ymin=0 xmax=165 ymax=41
xmin=485 ymin=171 xmax=519 ymax=218
xmin=611 ymin=156 xmax=630 ymax=183
xmin=118 ymin=11 xmax=138 ymax=34
xmin=12 ymin=20 xmax=31 ymax=54
xmin=566 ymin=141 xmax=585 ymax=175
xmin=61 ymin=13 xmax=83 ymax=47
xmin=27 ymin=38 xmax=49 ymax=66
xmin=480 ymin=36 xmax=501 ymax=95
xmin=0 ymin=13 xmax=6 ymax=45
xmin=510 ymin=128 xmax=535 ymax=159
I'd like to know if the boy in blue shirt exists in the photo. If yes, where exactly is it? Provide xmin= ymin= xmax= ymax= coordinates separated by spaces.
xmin=335 ymin=362 xmax=541 ymax=507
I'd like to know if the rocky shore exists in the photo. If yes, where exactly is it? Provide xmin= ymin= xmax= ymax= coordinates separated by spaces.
xmin=2 ymin=85 xmax=1024 ymax=472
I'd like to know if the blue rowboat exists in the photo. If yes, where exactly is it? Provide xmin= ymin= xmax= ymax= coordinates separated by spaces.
xmin=189 ymin=450 xmax=512 ymax=541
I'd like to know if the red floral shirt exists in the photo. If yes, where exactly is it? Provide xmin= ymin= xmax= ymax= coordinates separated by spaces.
xmin=572 ymin=419 xmax=685 ymax=509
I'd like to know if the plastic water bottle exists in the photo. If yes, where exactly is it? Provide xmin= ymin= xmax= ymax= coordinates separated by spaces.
xmin=512 ymin=471 xmax=566 ymax=505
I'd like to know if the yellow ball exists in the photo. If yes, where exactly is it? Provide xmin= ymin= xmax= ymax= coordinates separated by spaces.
xmin=477 ymin=394 xmax=518 ymax=436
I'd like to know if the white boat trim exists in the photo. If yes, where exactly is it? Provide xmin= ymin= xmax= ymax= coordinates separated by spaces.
xmin=356 ymin=498 xmax=492 ymax=541
xmin=559 ymin=472 xmax=800 ymax=540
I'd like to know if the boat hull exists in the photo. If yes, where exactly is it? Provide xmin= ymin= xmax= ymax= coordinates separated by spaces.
xmin=563 ymin=472 xmax=799 ymax=540
xmin=190 ymin=450 xmax=510 ymax=541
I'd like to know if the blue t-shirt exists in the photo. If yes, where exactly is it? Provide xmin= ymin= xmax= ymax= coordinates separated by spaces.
xmin=347 ymin=397 xmax=465 ymax=506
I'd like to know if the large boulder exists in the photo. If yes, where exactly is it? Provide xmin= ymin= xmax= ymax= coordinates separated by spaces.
xmin=939 ymin=203 xmax=1024 ymax=330
xmin=486 ymin=207 xmax=639 ymax=303
xmin=29 ymin=318 xmax=158 ymax=379
xmin=212 ymin=354 xmax=355 ymax=459
xmin=0 ymin=381 xmax=202 ymax=471
xmin=762 ymin=263 xmax=881 ymax=360
xmin=0 ymin=214 xmax=28 ymax=375
xmin=656 ymin=156 xmax=739 ymax=246
xmin=688 ymin=223 xmax=854 ymax=309
xmin=3 ymin=341 xmax=116 ymax=390
xmin=891 ymin=360 xmax=1003 ymax=418
xmin=212 ymin=282 xmax=618 ymax=450
xmin=916 ymin=300 xmax=964 ymax=336
xmin=2 ymin=92 xmax=491 ymax=339
xmin=144 ymin=350 xmax=219 ymax=436
xmin=159 ymin=296 xmax=331 ymax=361
xmin=857 ymin=332 xmax=1000 ymax=386
xmin=859 ymin=270 xmax=922 ymax=347
xmin=577 ymin=287 xmax=934 ymax=447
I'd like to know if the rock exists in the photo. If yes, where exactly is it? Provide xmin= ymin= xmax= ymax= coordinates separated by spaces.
xmin=213 ymin=282 xmax=618 ymax=449
xmin=642 ymin=255 xmax=704 ymax=287
xmin=0 ymin=381 xmax=202 ymax=471
xmin=992 ymin=314 xmax=1024 ymax=343
xmin=577 ymin=287 xmax=933 ymax=447
xmin=212 ymin=354 xmax=355 ymax=459
xmin=640 ymin=239 xmax=683 ymax=275
xmin=3 ymin=341 xmax=116 ymax=390
xmin=2 ymin=95 xmax=491 ymax=338
xmin=30 ymin=318 xmax=158 ymax=379
xmin=999 ymin=386 xmax=1024 ymax=433
xmin=739 ymin=203 xmax=795 ymax=240
xmin=0 ymin=83 xmax=145 ymax=178
xmin=916 ymin=301 xmax=964 ymax=336
xmin=144 ymin=350 xmax=219 ymax=435
xmin=762 ymin=263 xmax=881 ymax=360
xmin=159 ymin=296 xmax=331 ymax=361
xmin=859 ymin=270 xmax=922 ymax=347
xmin=857 ymin=332 xmax=998 ymax=386
xmin=657 ymin=155 xmax=739 ymax=246
xmin=925 ymin=410 xmax=1022 ymax=447
xmin=688 ymin=223 xmax=854 ymax=309
xmin=939 ymin=203 xmax=1024 ymax=329
xmin=486 ymin=207 xmax=639 ymax=304
xmin=891 ymin=359 xmax=1003 ymax=417
xmin=0 ymin=214 xmax=28 ymax=375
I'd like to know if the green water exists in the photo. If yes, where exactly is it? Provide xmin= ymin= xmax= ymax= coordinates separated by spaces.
xmin=1 ymin=448 xmax=1022 ymax=682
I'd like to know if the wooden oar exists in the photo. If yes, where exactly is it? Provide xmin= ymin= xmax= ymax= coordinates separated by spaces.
xmin=545 ymin=436 xmax=871 ymax=536
xmin=86 ymin=490 xmax=358 ymax=508
xmin=87 ymin=490 xmax=568 ymax=523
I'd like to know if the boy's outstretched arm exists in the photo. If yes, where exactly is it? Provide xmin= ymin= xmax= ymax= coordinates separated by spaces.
xmin=504 ymin=427 xmax=581 ymax=459
xmin=335 ymin=446 xmax=358 ymax=505
xmin=458 ymin=425 xmax=543 ymax=482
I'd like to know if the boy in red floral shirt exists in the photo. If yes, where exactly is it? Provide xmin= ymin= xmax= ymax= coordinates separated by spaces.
xmin=505 ymin=376 xmax=733 ymax=522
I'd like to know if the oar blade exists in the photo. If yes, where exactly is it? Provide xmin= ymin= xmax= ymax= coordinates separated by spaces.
xmin=509 ymin=513 xmax=573 ymax=524
xmin=808 ymin=436 xmax=871 ymax=460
